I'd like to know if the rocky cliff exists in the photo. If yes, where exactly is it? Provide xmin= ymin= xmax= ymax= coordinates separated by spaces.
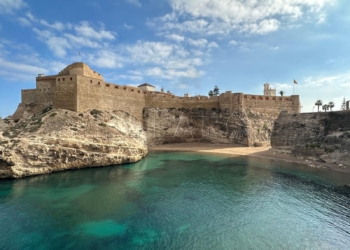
xmin=0 ymin=117 xmax=8 ymax=130
xmin=143 ymin=108 xmax=277 ymax=146
xmin=271 ymin=111 xmax=350 ymax=168
xmin=0 ymin=109 xmax=147 ymax=178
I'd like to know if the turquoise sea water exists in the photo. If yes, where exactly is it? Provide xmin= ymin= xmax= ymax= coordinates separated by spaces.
xmin=0 ymin=151 xmax=349 ymax=249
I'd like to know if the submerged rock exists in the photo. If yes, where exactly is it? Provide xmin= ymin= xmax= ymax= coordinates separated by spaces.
xmin=0 ymin=109 xmax=148 ymax=178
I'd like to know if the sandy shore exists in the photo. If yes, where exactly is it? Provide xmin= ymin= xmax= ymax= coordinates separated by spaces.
xmin=150 ymin=143 xmax=350 ymax=175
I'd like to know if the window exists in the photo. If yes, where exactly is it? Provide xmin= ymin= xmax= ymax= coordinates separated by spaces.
xmin=70 ymin=77 xmax=73 ymax=81
xmin=63 ymin=78 xmax=65 ymax=81
xmin=90 ymin=80 xmax=92 ymax=83
xmin=58 ymin=78 xmax=60 ymax=82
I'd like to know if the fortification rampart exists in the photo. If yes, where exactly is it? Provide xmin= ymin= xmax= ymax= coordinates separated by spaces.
xmin=242 ymin=94 xmax=300 ymax=115
xmin=53 ymin=76 xmax=77 ymax=111
xmin=22 ymin=89 xmax=37 ymax=104
xmin=14 ymin=62 xmax=301 ymax=121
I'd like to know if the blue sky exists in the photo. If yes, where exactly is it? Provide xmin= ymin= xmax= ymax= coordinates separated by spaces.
xmin=0 ymin=0 xmax=349 ymax=118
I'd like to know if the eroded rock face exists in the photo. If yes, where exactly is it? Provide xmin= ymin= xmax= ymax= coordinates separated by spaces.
xmin=0 ymin=109 xmax=147 ymax=178
xmin=271 ymin=111 xmax=350 ymax=167
xmin=0 ymin=117 xmax=8 ymax=130
xmin=143 ymin=108 xmax=277 ymax=146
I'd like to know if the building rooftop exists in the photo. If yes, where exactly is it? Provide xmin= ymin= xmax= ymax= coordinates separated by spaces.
xmin=138 ymin=83 xmax=155 ymax=87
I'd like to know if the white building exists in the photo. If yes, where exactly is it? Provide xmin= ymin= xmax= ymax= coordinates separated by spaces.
xmin=263 ymin=83 xmax=276 ymax=96
xmin=138 ymin=83 xmax=155 ymax=92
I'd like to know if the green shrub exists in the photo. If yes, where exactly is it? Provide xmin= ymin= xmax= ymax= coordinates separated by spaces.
xmin=90 ymin=109 xmax=102 ymax=116
xmin=2 ymin=131 xmax=10 ymax=137
xmin=49 ymin=113 xmax=57 ymax=117
xmin=324 ymin=147 xmax=335 ymax=153
xmin=98 ymin=123 xmax=107 ymax=127
xmin=41 ymin=106 xmax=52 ymax=114
xmin=70 ymin=128 xmax=78 ymax=131
xmin=79 ymin=113 xmax=84 ymax=117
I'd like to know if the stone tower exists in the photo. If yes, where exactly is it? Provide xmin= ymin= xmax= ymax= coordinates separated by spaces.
xmin=264 ymin=83 xmax=276 ymax=96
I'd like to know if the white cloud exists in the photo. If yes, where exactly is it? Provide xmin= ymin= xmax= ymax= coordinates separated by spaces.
xmin=269 ymin=46 xmax=279 ymax=50
xmin=0 ymin=0 xmax=26 ymax=14
xmin=64 ymin=34 xmax=101 ymax=48
xmin=125 ymin=41 xmax=178 ymax=64
xmin=165 ymin=34 xmax=185 ymax=42
xmin=87 ymin=50 xmax=124 ymax=68
xmin=46 ymin=37 xmax=71 ymax=57
xmin=126 ymin=0 xmax=141 ymax=7
xmin=143 ymin=66 xmax=204 ymax=79
xmin=0 ymin=58 xmax=47 ymax=74
xmin=317 ymin=13 xmax=326 ymax=24
xmin=240 ymin=19 xmax=280 ymax=34
xmin=340 ymin=82 xmax=350 ymax=87
xmin=304 ymin=75 xmax=341 ymax=87
xmin=39 ymin=20 xmax=65 ymax=31
xmin=208 ymin=42 xmax=219 ymax=48
xmin=188 ymin=38 xmax=208 ymax=47
xmin=18 ymin=17 xmax=31 ymax=26
xmin=74 ymin=21 xmax=116 ymax=40
xmin=150 ymin=0 xmax=335 ymax=35
xmin=117 ymin=75 xmax=143 ymax=81
xmin=19 ymin=12 xmax=67 ymax=31
xmin=229 ymin=40 xmax=238 ymax=46
xmin=123 ymin=23 xmax=134 ymax=30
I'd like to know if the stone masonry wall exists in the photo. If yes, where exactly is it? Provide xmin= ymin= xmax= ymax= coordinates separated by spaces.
xmin=22 ymin=89 xmax=37 ymax=104
xmin=243 ymin=94 xmax=300 ymax=115
xmin=75 ymin=76 xmax=220 ymax=120
xmin=76 ymin=77 xmax=146 ymax=120
xmin=36 ymin=77 xmax=56 ymax=104
xmin=53 ymin=76 xmax=77 ymax=111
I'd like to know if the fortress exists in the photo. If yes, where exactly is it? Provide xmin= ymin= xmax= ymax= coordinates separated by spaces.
xmin=12 ymin=62 xmax=301 ymax=121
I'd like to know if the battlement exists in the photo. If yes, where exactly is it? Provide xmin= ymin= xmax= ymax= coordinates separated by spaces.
xmin=17 ymin=62 xmax=301 ymax=121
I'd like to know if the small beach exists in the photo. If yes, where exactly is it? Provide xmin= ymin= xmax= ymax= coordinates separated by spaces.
xmin=150 ymin=143 xmax=350 ymax=175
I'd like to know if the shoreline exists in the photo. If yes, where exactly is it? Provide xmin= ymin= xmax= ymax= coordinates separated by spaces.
xmin=150 ymin=142 xmax=350 ymax=175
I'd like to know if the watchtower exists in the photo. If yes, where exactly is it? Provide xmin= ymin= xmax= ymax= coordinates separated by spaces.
xmin=264 ymin=83 xmax=276 ymax=96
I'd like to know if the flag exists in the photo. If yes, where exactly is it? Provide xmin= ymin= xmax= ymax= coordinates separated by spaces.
xmin=293 ymin=79 xmax=298 ymax=84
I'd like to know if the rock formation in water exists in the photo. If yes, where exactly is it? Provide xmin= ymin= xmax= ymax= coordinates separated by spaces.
xmin=0 ymin=109 xmax=147 ymax=178
xmin=271 ymin=111 xmax=350 ymax=169
xmin=143 ymin=108 xmax=276 ymax=146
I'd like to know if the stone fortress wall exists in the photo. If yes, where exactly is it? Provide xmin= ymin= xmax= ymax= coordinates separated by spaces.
xmin=16 ymin=62 xmax=301 ymax=121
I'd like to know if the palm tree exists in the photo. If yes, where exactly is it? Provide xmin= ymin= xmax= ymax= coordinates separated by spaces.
xmin=328 ymin=101 xmax=335 ymax=111
xmin=315 ymin=100 xmax=322 ymax=112
xmin=322 ymin=104 xmax=330 ymax=112
xmin=213 ymin=86 xmax=220 ymax=96
xmin=279 ymin=91 xmax=284 ymax=96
